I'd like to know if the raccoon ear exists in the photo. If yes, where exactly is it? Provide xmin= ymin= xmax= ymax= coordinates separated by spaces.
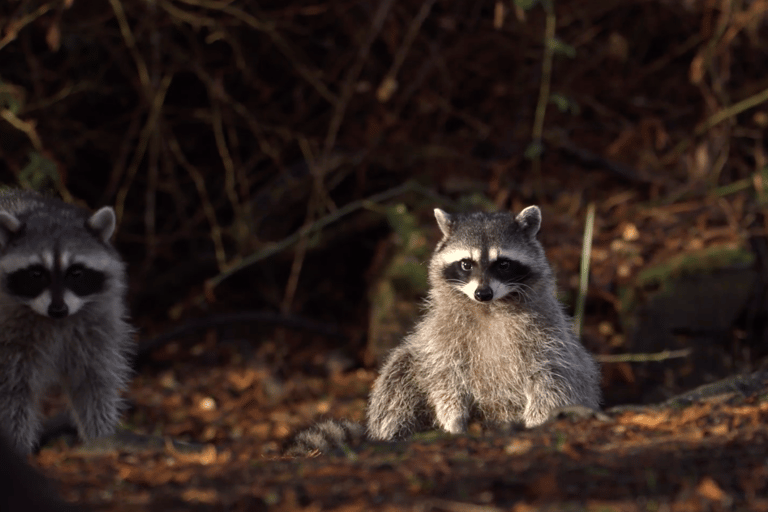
xmin=87 ymin=206 xmax=117 ymax=242
xmin=0 ymin=212 xmax=22 ymax=247
xmin=516 ymin=205 xmax=541 ymax=237
xmin=434 ymin=208 xmax=453 ymax=237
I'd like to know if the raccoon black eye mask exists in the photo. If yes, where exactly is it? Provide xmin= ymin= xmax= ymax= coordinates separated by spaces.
xmin=5 ymin=264 xmax=105 ymax=300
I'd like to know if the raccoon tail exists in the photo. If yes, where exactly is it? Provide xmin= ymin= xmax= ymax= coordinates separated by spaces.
xmin=283 ymin=419 xmax=366 ymax=457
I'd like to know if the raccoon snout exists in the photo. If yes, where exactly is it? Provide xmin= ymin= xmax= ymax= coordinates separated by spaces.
xmin=474 ymin=286 xmax=493 ymax=302
xmin=47 ymin=303 xmax=69 ymax=319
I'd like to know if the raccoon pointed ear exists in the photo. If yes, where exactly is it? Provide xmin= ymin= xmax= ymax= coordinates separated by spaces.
xmin=87 ymin=206 xmax=117 ymax=242
xmin=516 ymin=205 xmax=542 ymax=237
xmin=434 ymin=208 xmax=453 ymax=237
xmin=0 ymin=212 xmax=22 ymax=247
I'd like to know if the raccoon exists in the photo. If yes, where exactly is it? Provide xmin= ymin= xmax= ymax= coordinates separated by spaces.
xmin=0 ymin=189 xmax=134 ymax=453
xmin=284 ymin=206 xmax=602 ymax=455
xmin=365 ymin=206 xmax=601 ymax=440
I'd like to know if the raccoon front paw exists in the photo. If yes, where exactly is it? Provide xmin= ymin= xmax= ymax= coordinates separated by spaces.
xmin=69 ymin=395 xmax=121 ymax=441
xmin=438 ymin=414 xmax=467 ymax=435
xmin=521 ymin=402 xmax=551 ymax=428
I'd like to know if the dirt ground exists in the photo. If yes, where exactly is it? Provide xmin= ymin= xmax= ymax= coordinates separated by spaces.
xmin=32 ymin=357 xmax=768 ymax=511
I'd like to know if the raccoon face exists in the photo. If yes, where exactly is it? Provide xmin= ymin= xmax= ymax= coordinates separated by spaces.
xmin=433 ymin=207 xmax=544 ymax=303
xmin=0 ymin=206 xmax=117 ymax=319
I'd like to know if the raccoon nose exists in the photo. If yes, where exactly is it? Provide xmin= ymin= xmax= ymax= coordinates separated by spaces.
xmin=474 ymin=286 xmax=493 ymax=302
xmin=48 ymin=303 xmax=69 ymax=319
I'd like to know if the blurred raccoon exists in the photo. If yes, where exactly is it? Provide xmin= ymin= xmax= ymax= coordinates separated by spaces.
xmin=286 ymin=206 xmax=601 ymax=454
xmin=0 ymin=189 xmax=134 ymax=454
xmin=0 ymin=433 xmax=82 ymax=512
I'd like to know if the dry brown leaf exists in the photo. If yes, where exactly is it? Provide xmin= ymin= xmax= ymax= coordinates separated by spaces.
xmin=696 ymin=476 xmax=727 ymax=501
xmin=619 ymin=411 xmax=669 ymax=428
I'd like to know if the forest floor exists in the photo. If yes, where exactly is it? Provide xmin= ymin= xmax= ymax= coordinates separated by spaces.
xmin=30 ymin=169 xmax=768 ymax=512
xmin=34 ymin=359 xmax=768 ymax=511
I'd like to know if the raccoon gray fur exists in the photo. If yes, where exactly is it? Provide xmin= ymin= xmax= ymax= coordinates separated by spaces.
xmin=366 ymin=206 xmax=601 ymax=440
xmin=285 ymin=206 xmax=601 ymax=455
xmin=0 ymin=189 xmax=134 ymax=454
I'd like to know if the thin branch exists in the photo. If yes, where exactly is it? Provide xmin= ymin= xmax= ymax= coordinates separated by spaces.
xmin=210 ymin=94 xmax=248 ymax=247
xmin=114 ymin=73 xmax=174 ymax=225
xmin=281 ymin=136 xmax=320 ymax=314
xmin=377 ymin=0 xmax=437 ymax=102
xmin=108 ymin=0 xmax=151 ymax=92
xmin=204 ymin=180 xmax=426 ymax=294
xmin=0 ymin=109 xmax=43 ymax=151
xmin=530 ymin=0 xmax=556 ymax=196
xmin=695 ymin=85 xmax=768 ymax=137
xmin=595 ymin=348 xmax=693 ymax=364
xmin=165 ymin=130 xmax=228 ymax=270
xmin=666 ymin=84 xmax=768 ymax=164
xmin=173 ymin=0 xmax=337 ymax=103
xmin=322 ymin=0 xmax=395 ymax=162
xmin=134 ymin=311 xmax=345 ymax=366
xmin=0 ymin=3 xmax=53 ymax=52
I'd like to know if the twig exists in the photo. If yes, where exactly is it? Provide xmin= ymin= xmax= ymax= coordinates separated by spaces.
xmin=174 ymin=0 xmax=337 ymax=104
xmin=160 ymin=0 xmax=217 ymax=27
xmin=322 ymin=0 xmax=395 ymax=163
xmin=595 ymin=348 xmax=693 ymax=364
xmin=145 ymin=120 xmax=159 ymax=266
xmin=281 ymin=137 xmax=321 ymax=314
xmin=145 ymin=0 xmax=162 ymax=268
xmin=694 ymin=85 xmax=768 ymax=137
xmin=210 ymin=94 xmax=249 ymax=248
xmin=0 ymin=109 xmax=43 ymax=151
xmin=108 ymin=0 xmax=151 ymax=92
xmin=133 ymin=311 xmax=344 ymax=366
xmin=530 ymin=0 xmax=556 ymax=196
xmin=165 ymin=130 xmax=228 ymax=270
xmin=574 ymin=202 xmax=595 ymax=338
xmin=547 ymin=129 xmax=650 ymax=183
xmin=114 ymin=73 xmax=173 ymax=225
xmin=665 ymin=84 xmax=768 ymax=165
xmin=178 ymin=56 xmax=286 ymax=163
xmin=377 ymin=0 xmax=437 ymax=103
xmin=204 ymin=180 xmax=424 ymax=294
xmin=0 ymin=3 xmax=53 ymax=52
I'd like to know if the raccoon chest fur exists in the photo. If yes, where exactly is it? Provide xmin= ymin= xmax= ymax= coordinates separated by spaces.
xmin=417 ymin=304 xmax=548 ymax=422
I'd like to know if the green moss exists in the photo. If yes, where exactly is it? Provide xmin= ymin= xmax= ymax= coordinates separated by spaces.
xmin=620 ymin=245 xmax=754 ymax=316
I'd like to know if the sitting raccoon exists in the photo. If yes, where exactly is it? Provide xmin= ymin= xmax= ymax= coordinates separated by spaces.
xmin=287 ymin=206 xmax=601 ymax=454
xmin=0 ymin=189 xmax=134 ymax=453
